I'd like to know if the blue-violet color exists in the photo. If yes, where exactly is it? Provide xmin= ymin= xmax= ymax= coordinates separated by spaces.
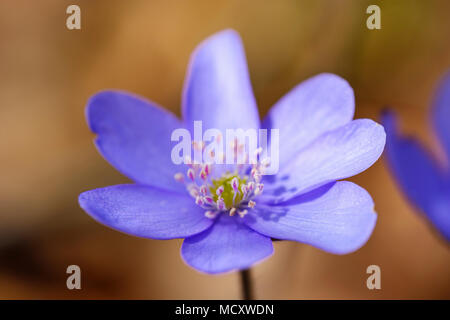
xmin=79 ymin=29 xmax=386 ymax=273
xmin=382 ymin=73 xmax=450 ymax=241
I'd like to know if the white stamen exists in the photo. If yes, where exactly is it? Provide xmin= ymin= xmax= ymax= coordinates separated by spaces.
xmin=195 ymin=196 xmax=204 ymax=206
xmin=238 ymin=209 xmax=248 ymax=218
xmin=254 ymin=183 xmax=264 ymax=195
xmin=204 ymin=196 xmax=214 ymax=204
xmin=205 ymin=211 xmax=217 ymax=219
xmin=261 ymin=157 xmax=271 ymax=167
xmin=200 ymin=185 xmax=208 ymax=195
xmin=187 ymin=168 xmax=195 ymax=181
xmin=230 ymin=177 xmax=239 ymax=191
xmin=203 ymin=163 xmax=210 ymax=176
xmin=174 ymin=172 xmax=184 ymax=183
xmin=182 ymin=156 xmax=265 ymax=217
xmin=216 ymin=185 xmax=224 ymax=196
xmin=241 ymin=184 xmax=248 ymax=195
xmin=189 ymin=188 xmax=199 ymax=198
xmin=217 ymin=197 xmax=225 ymax=210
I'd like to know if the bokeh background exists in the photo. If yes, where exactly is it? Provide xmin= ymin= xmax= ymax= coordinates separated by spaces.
xmin=1 ymin=0 xmax=449 ymax=299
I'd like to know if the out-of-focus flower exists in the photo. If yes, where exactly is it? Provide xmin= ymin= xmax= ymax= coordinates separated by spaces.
xmin=382 ymin=73 xmax=450 ymax=241
xmin=79 ymin=29 xmax=386 ymax=274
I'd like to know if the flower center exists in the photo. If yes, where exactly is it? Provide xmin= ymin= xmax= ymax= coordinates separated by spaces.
xmin=174 ymin=144 xmax=268 ymax=219
xmin=210 ymin=174 xmax=247 ymax=209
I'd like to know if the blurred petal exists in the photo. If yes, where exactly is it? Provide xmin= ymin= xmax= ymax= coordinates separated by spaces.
xmin=181 ymin=215 xmax=273 ymax=274
xmin=263 ymin=119 xmax=386 ymax=203
xmin=182 ymin=29 xmax=259 ymax=133
xmin=87 ymin=91 xmax=185 ymax=192
xmin=382 ymin=111 xmax=445 ymax=213
xmin=79 ymin=184 xmax=213 ymax=239
xmin=244 ymin=181 xmax=377 ymax=254
xmin=432 ymin=73 xmax=450 ymax=160
xmin=263 ymin=73 xmax=354 ymax=167
xmin=383 ymin=111 xmax=450 ymax=240
xmin=428 ymin=196 xmax=450 ymax=241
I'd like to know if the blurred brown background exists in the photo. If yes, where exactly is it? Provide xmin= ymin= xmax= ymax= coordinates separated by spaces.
xmin=0 ymin=0 xmax=449 ymax=299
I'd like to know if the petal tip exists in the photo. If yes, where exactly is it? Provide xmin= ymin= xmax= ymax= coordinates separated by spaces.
xmin=330 ymin=211 xmax=377 ymax=255
xmin=180 ymin=243 xmax=274 ymax=275
xmin=85 ymin=90 xmax=123 ymax=134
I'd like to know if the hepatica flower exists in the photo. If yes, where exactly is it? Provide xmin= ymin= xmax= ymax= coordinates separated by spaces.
xmin=79 ymin=29 xmax=386 ymax=274
xmin=382 ymin=74 xmax=450 ymax=241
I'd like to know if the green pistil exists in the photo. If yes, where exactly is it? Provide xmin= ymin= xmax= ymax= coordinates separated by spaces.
xmin=210 ymin=173 xmax=247 ymax=209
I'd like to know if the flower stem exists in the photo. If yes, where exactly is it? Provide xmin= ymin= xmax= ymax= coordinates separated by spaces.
xmin=240 ymin=268 xmax=253 ymax=300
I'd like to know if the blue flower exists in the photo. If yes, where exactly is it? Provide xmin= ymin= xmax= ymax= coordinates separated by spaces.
xmin=382 ymin=73 xmax=450 ymax=241
xmin=79 ymin=29 xmax=386 ymax=274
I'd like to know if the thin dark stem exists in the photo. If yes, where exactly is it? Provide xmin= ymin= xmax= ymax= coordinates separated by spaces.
xmin=240 ymin=269 xmax=253 ymax=300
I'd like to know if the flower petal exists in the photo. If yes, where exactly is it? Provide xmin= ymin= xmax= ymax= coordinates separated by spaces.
xmin=432 ymin=72 xmax=450 ymax=160
xmin=263 ymin=73 xmax=355 ymax=167
xmin=181 ymin=215 xmax=273 ymax=274
xmin=382 ymin=111 xmax=450 ymax=240
xmin=79 ymin=184 xmax=213 ymax=239
xmin=428 ymin=196 xmax=450 ymax=241
xmin=87 ymin=90 xmax=185 ymax=192
xmin=182 ymin=29 xmax=259 ymax=133
xmin=244 ymin=181 xmax=377 ymax=254
xmin=382 ymin=111 xmax=445 ymax=213
xmin=263 ymin=119 xmax=386 ymax=203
